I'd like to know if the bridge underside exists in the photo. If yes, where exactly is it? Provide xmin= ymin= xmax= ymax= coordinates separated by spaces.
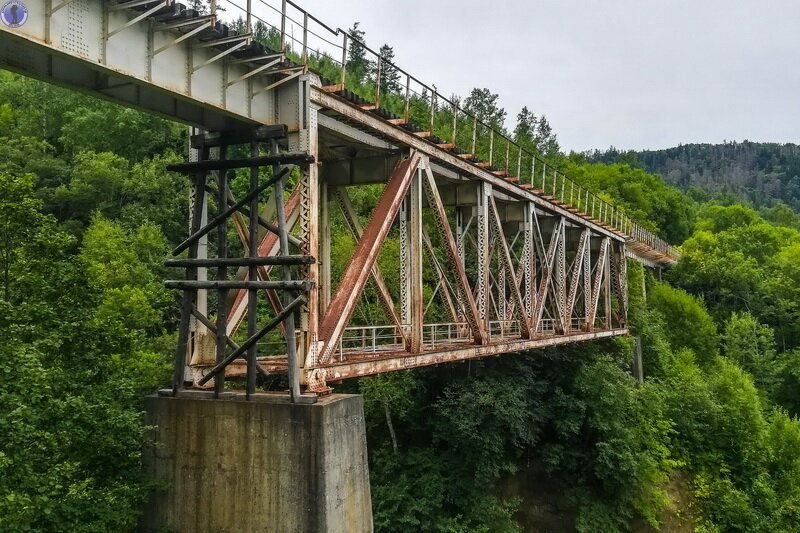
xmin=0 ymin=0 xmax=672 ymax=394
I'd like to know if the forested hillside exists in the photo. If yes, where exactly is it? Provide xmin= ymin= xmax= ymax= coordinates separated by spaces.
xmin=2 ymin=23 xmax=800 ymax=532
xmin=588 ymin=142 xmax=800 ymax=211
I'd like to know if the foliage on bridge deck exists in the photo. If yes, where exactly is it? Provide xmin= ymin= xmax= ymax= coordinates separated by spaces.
xmin=2 ymin=63 xmax=800 ymax=532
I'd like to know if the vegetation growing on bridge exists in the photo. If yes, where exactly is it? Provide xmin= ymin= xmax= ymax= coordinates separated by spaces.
xmin=2 ymin=50 xmax=800 ymax=532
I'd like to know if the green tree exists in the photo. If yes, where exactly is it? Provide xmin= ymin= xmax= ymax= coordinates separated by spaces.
xmin=648 ymin=283 xmax=718 ymax=366
xmin=347 ymin=22 xmax=371 ymax=86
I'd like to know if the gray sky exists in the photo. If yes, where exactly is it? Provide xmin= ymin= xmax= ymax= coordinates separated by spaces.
xmin=300 ymin=0 xmax=800 ymax=152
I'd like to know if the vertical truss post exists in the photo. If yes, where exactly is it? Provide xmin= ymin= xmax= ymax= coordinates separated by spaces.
xmin=498 ymin=259 xmax=506 ymax=322
xmin=476 ymin=182 xmax=491 ymax=335
xmin=616 ymin=242 xmax=628 ymax=325
xmin=522 ymin=203 xmax=535 ymax=319
xmin=301 ymin=125 xmax=321 ymax=388
xmin=555 ymin=217 xmax=566 ymax=333
xmin=272 ymin=140 xmax=301 ymax=401
xmin=173 ymin=163 xmax=208 ymax=394
xmin=583 ymin=232 xmax=592 ymax=330
xmin=400 ymin=192 xmax=409 ymax=328
xmin=604 ymin=238 xmax=612 ymax=329
xmin=407 ymin=169 xmax=423 ymax=352
xmin=454 ymin=206 xmax=467 ymax=320
xmin=214 ymin=147 xmax=229 ymax=397
xmin=319 ymin=180 xmax=331 ymax=313
xmin=246 ymin=141 xmax=259 ymax=398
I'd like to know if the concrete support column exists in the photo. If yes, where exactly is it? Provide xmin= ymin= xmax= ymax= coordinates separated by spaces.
xmin=141 ymin=393 xmax=374 ymax=533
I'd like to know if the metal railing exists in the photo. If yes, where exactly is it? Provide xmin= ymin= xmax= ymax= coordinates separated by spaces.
xmin=423 ymin=322 xmax=472 ymax=349
xmin=489 ymin=320 xmax=521 ymax=340
xmin=210 ymin=0 xmax=679 ymax=261
xmin=337 ymin=325 xmax=405 ymax=358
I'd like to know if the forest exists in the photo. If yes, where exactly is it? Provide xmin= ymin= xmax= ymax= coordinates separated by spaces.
xmin=2 ymin=20 xmax=800 ymax=533
xmin=588 ymin=142 xmax=800 ymax=213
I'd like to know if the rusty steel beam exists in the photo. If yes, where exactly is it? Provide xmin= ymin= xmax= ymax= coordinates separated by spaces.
xmin=318 ymin=152 xmax=423 ymax=364
xmin=565 ymin=229 xmax=590 ymax=327
xmin=489 ymin=196 xmax=531 ymax=338
xmin=406 ymin=170 xmax=424 ymax=353
xmin=422 ymin=230 xmax=460 ymax=323
xmin=532 ymin=217 xmax=565 ymax=333
xmin=421 ymin=161 xmax=486 ymax=344
xmin=335 ymin=187 xmax=409 ymax=346
xmin=587 ymin=237 xmax=610 ymax=328
xmin=226 ymin=188 xmax=302 ymax=336
xmin=318 ymin=329 xmax=629 ymax=381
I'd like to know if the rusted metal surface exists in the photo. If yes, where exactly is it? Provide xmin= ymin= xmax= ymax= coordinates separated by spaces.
xmin=319 ymin=329 xmax=628 ymax=381
xmin=317 ymin=152 xmax=423 ymax=364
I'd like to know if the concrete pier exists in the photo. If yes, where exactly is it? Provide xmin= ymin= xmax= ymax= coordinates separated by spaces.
xmin=140 ymin=392 xmax=373 ymax=533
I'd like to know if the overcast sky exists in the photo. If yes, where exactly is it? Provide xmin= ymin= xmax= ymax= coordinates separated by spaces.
xmin=299 ymin=0 xmax=799 ymax=152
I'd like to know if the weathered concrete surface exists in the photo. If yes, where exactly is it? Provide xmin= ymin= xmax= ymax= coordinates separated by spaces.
xmin=141 ymin=393 xmax=373 ymax=533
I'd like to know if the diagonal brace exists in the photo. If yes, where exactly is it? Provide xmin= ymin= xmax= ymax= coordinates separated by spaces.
xmin=317 ymin=152 xmax=423 ymax=363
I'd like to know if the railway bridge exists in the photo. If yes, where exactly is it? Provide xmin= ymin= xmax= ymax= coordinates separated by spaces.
xmin=0 ymin=0 xmax=679 ymax=530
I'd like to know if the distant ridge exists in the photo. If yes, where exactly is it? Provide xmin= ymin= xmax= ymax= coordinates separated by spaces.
xmin=587 ymin=141 xmax=800 ymax=210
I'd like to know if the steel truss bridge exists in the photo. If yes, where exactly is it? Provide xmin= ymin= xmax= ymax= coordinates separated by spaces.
xmin=0 ymin=0 xmax=679 ymax=397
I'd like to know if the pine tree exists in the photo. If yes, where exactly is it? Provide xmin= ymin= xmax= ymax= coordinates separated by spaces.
xmin=373 ymin=44 xmax=400 ymax=95
xmin=346 ymin=22 xmax=370 ymax=85
xmin=463 ymin=88 xmax=506 ymax=129
xmin=514 ymin=106 xmax=537 ymax=147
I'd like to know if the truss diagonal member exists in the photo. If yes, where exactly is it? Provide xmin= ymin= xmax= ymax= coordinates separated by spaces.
xmin=532 ymin=216 xmax=565 ymax=333
xmin=565 ymin=229 xmax=590 ymax=329
xmin=421 ymin=163 xmax=486 ymax=344
xmin=172 ymin=166 xmax=291 ymax=255
xmin=488 ymin=196 xmax=531 ymax=338
xmin=335 ymin=187 xmax=408 ymax=346
xmin=317 ymin=152 xmax=424 ymax=363
xmin=587 ymin=237 xmax=610 ymax=328
xmin=615 ymin=243 xmax=628 ymax=322
xmin=582 ymin=232 xmax=592 ymax=330
xmin=421 ymin=230 xmax=460 ymax=323
xmin=226 ymin=188 xmax=302 ymax=336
